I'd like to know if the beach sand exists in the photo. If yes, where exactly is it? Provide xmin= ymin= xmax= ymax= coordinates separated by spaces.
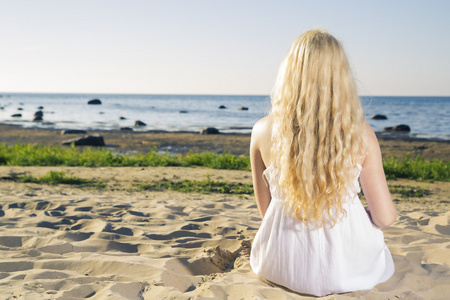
xmin=0 ymin=125 xmax=449 ymax=299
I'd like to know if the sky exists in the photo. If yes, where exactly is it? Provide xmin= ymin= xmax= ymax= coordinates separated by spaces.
xmin=0 ymin=0 xmax=449 ymax=96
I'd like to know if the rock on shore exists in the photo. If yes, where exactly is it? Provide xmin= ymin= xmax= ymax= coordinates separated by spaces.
xmin=88 ymin=99 xmax=102 ymax=105
xmin=371 ymin=114 xmax=388 ymax=120
xmin=383 ymin=124 xmax=411 ymax=132
xmin=62 ymin=135 xmax=105 ymax=146
xmin=61 ymin=130 xmax=88 ymax=135
xmin=200 ymin=127 xmax=220 ymax=135
xmin=135 ymin=120 xmax=147 ymax=127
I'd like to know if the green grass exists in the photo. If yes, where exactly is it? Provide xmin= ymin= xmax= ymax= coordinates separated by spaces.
xmin=389 ymin=184 xmax=431 ymax=198
xmin=135 ymin=178 xmax=254 ymax=195
xmin=0 ymin=143 xmax=448 ymax=181
xmin=18 ymin=171 xmax=106 ymax=188
xmin=383 ymin=153 xmax=449 ymax=182
xmin=0 ymin=143 xmax=250 ymax=170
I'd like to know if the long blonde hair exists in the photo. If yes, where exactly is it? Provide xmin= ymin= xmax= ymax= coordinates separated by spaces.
xmin=271 ymin=29 xmax=366 ymax=227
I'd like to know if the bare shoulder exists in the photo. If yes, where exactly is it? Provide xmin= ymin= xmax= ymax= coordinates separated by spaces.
xmin=363 ymin=121 xmax=377 ymax=140
xmin=251 ymin=115 xmax=273 ymax=140
xmin=363 ymin=122 xmax=380 ymax=153
xmin=361 ymin=121 xmax=382 ymax=167
xmin=251 ymin=115 xmax=273 ymax=166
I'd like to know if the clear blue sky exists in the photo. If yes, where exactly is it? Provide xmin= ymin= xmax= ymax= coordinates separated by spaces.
xmin=0 ymin=0 xmax=449 ymax=96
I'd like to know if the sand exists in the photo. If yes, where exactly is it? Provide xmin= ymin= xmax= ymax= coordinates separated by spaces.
xmin=0 ymin=125 xmax=449 ymax=299
xmin=0 ymin=165 xmax=449 ymax=300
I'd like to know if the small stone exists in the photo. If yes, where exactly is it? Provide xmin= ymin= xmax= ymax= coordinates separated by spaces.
xmin=135 ymin=120 xmax=147 ymax=127
xmin=383 ymin=124 xmax=411 ymax=132
xmin=61 ymin=129 xmax=88 ymax=135
xmin=371 ymin=114 xmax=387 ymax=120
xmin=200 ymin=127 xmax=220 ymax=135
xmin=62 ymin=135 xmax=105 ymax=146
xmin=87 ymin=99 xmax=102 ymax=105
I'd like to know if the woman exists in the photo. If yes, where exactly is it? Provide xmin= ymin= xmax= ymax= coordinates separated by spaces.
xmin=249 ymin=29 xmax=396 ymax=296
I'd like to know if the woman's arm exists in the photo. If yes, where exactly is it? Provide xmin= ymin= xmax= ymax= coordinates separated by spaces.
xmin=250 ymin=119 xmax=272 ymax=218
xmin=359 ymin=123 xmax=397 ymax=228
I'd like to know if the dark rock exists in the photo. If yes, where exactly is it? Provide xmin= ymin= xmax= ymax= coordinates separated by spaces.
xmin=62 ymin=135 xmax=105 ymax=147
xmin=34 ymin=111 xmax=44 ymax=118
xmin=37 ymin=106 xmax=44 ymax=110
xmin=61 ymin=129 xmax=88 ymax=135
xmin=17 ymin=107 xmax=23 ymax=111
xmin=178 ymin=110 xmax=188 ymax=113
xmin=238 ymin=107 xmax=248 ymax=111
xmin=33 ymin=115 xmax=43 ymax=122
xmin=88 ymin=99 xmax=102 ymax=105
xmin=135 ymin=120 xmax=146 ymax=127
xmin=120 ymin=127 xmax=133 ymax=131
xmin=383 ymin=124 xmax=411 ymax=132
xmin=219 ymin=105 xmax=227 ymax=109
xmin=200 ymin=127 xmax=220 ymax=135
xmin=119 ymin=116 xmax=127 ymax=120
xmin=11 ymin=113 xmax=22 ymax=117
xmin=371 ymin=114 xmax=387 ymax=120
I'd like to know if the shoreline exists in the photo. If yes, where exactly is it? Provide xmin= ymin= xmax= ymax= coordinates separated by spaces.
xmin=1 ymin=124 xmax=449 ymax=160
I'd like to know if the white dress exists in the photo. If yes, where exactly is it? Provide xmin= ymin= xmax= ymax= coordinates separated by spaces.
xmin=250 ymin=164 xmax=394 ymax=297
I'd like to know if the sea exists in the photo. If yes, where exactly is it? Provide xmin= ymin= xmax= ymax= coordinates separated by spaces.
xmin=0 ymin=93 xmax=449 ymax=140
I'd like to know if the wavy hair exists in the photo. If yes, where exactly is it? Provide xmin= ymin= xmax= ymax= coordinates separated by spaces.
xmin=271 ymin=29 xmax=366 ymax=227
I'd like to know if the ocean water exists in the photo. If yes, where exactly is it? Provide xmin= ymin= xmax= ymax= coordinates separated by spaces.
xmin=0 ymin=93 xmax=449 ymax=140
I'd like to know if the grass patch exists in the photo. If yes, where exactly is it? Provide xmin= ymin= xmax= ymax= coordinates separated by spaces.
xmin=0 ymin=143 xmax=250 ymax=170
xmin=383 ymin=153 xmax=449 ymax=182
xmin=135 ymin=178 xmax=254 ymax=195
xmin=0 ymin=144 xmax=448 ymax=181
xmin=18 ymin=171 xmax=106 ymax=188
xmin=389 ymin=184 xmax=432 ymax=198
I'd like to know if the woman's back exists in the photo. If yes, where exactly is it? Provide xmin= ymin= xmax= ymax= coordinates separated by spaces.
xmin=250 ymin=149 xmax=394 ymax=296
xmin=249 ymin=29 xmax=396 ymax=296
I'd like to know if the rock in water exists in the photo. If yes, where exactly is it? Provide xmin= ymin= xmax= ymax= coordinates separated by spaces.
xmin=88 ymin=99 xmax=102 ymax=105
xmin=178 ymin=110 xmax=188 ymax=113
xmin=33 ymin=115 xmax=43 ymax=122
xmin=120 ymin=127 xmax=133 ymax=131
xmin=238 ymin=107 xmax=248 ymax=111
xmin=62 ymin=135 xmax=105 ymax=146
xmin=61 ymin=129 xmax=88 ymax=135
xmin=219 ymin=105 xmax=227 ymax=109
xmin=135 ymin=120 xmax=147 ymax=127
xmin=371 ymin=114 xmax=388 ymax=120
xmin=383 ymin=124 xmax=411 ymax=132
xmin=34 ymin=111 xmax=44 ymax=118
xmin=119 ymin=116 xmax=127 ymax=120
xmin=200 ymin=127 xmax=220 ymax=135
xmin=11 ymin=114 xmax=22 ymax=117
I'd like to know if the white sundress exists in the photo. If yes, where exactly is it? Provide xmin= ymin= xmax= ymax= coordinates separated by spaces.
xmin=250 ymin=164 xmax=394 ymax=297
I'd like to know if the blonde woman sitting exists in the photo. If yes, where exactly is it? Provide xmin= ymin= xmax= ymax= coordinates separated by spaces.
xmin=250 ymin=29 xmax=397 ymax=297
